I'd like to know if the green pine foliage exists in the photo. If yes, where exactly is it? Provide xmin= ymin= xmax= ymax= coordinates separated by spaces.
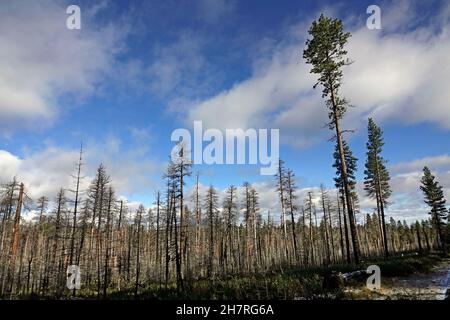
xmin=420 ymin=166 xmax=448 ymax=250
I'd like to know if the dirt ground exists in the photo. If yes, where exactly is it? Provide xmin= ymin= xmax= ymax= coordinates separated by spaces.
xmin=344 ymin=259 xmax=450 ymax=300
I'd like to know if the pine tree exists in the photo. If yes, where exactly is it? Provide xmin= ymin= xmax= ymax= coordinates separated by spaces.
xmin=285 ymin=169 xmax=299 ymax=264
xmin=165 ymin=164 xmax=183 ymax=291
xmin=420 ymin=166 xmax=448 ymax=250
xmin=49 ymin=188 xmax=66 ymax=295
xmin=303 ymin=15 xmax=360 ymax=263
xmin=192 ymin=172 xmax=202 ymax=270
xmin=154 ymin=191 xmax=162 ymax=287
xmin=319 ymin=185 xmax=331 ymax=265
xmin=134 ymin=204 xmax=144 ymax=298
xmin=249 ymin=187 xmax=260 ymax=270
xmin=103 ymin=186 xmax=115 ymax=298
xmin=332 ymin=140 xmax=356 ymax=263
xmin=68 ymin=144 xmax=84 ymax=296
xmin=204 ymin=185 xmax=219 ymax=277
xmin=364 ymin=118 xmax=391 ymax=258
xmin=223 ymin=185 xmax=238 ymax=273
xmin=304 ymin=191 xmax=316 ymax=265
xmin=274 ymin=159 xmax=289 ymax=262
xmin=171 ymin=143 xmax=192 ymax=277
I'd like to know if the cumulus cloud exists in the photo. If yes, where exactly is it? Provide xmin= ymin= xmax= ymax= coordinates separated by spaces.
xmin=0 ymin=0 xmax=125 ymax=132
xmin=213 ymin=154 xmax=450 ymax=225
xmin=2 ymin=1 xmax=448 ymax=225
xmin=342 ymin=25 xmax=450 ymax=129
xmin=84 ymin=137 xmax=160 ymax=198
xmin=355 ymin=154 xmax=450 ymax=223
xmin=186 ymin=1 xmax=450 ymax=148
xmin=0 ymin=137 xmax=159 ymax=201
xmin=1 ymin=148 xmax=435 ymax=222
xmin=0 ymin=147 xmax=83 ymax=199
xmin=187 ymin=43 xmax=318 ymax=127
xmin=388 ymin=155 xmax=450 ymax=199
xmin=390 ymin=154 xmax=450 ymax=174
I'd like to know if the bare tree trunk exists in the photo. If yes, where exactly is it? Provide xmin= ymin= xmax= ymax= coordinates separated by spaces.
xmin=103 ymin=188 xmax=113 ymax=299
xmin=134 ymin=207 xmax=143 ymax=298
xmin=327 ymin=201 xmax=336 ymax=263
xmin=69 ymin=145 xmax=83 ymax=296
xmin=337 ymin=195 xmax=345 ymax=262
xmin=330 ymin=83 xmax=360 ymax=263
xmin=321 ymin=188 xmax=330 ymax=265
xmin=155 ymin=192 xmax=161 ymax=288
xmin=9 ymin=183 xmax=24 ymax=297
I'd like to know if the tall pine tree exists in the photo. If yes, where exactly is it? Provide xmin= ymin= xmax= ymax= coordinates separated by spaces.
xmin=303 ymin=14 xmax=360 ymax=263
xmin=332 ymin=139 xmax=356 ymax=263
xmin=364 ymin=118 xmax=391 ymax=258
xmin=420 ymin=166 xmax=448 ymax=251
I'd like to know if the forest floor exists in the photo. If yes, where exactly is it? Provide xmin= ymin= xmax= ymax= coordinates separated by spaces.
xmin=10 ymin=253 xmax=449 ymax=300
xmin=343 ymin=257 xmax=450 ymax=300
xmin=101 ymin=253 xmax=450 ymax=300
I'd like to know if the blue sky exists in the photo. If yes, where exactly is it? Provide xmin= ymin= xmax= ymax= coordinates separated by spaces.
xmin=1 ymin=0 xmax=449 ymax=222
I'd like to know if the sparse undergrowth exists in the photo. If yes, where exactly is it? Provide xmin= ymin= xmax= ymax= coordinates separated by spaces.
xmin=343 ymin=253 xmax=449 ymax=300
xmin=11 ymin=252 xmax=446 ymax=300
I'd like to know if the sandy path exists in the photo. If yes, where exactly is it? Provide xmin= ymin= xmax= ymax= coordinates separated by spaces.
xmin=345 ymin=259 xmax=450 ymax=300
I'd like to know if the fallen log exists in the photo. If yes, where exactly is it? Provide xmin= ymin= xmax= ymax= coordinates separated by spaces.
xmin=322 ymin=270 xmax=367 ymax=290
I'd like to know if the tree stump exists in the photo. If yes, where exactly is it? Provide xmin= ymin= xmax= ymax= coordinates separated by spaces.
xmin=322 ymin=271 xmax=344 ymax=291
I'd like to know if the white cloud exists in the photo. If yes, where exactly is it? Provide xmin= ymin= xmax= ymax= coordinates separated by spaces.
xmin=0 ymin=0 xmax=124 ymax=132
xmin=84 ymin=137 xmax=160 ymax=198
xmin=356 ymin=154 xmax=450 ymax=223
xmin=342 ymin=26 xmax=450 ymax=128
xmin=3 ymin=149 xmax=439 ymax=223
xmin=181 ymin=154 xmax=450 ymax=224
xmin=0 ymin=150 xmax=21 ymax=177
xmin=187 ymin=43 xmax=325 ymax=147
xmin=0 ymin=147 xmax=82 ymax=200
xmin=185 ymin=1 xmax=450 ymax=148
xmin=0 ymin=137 xmax=159 ymax=201
xmin=390 ymin=154 xmax=450 ymax=174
